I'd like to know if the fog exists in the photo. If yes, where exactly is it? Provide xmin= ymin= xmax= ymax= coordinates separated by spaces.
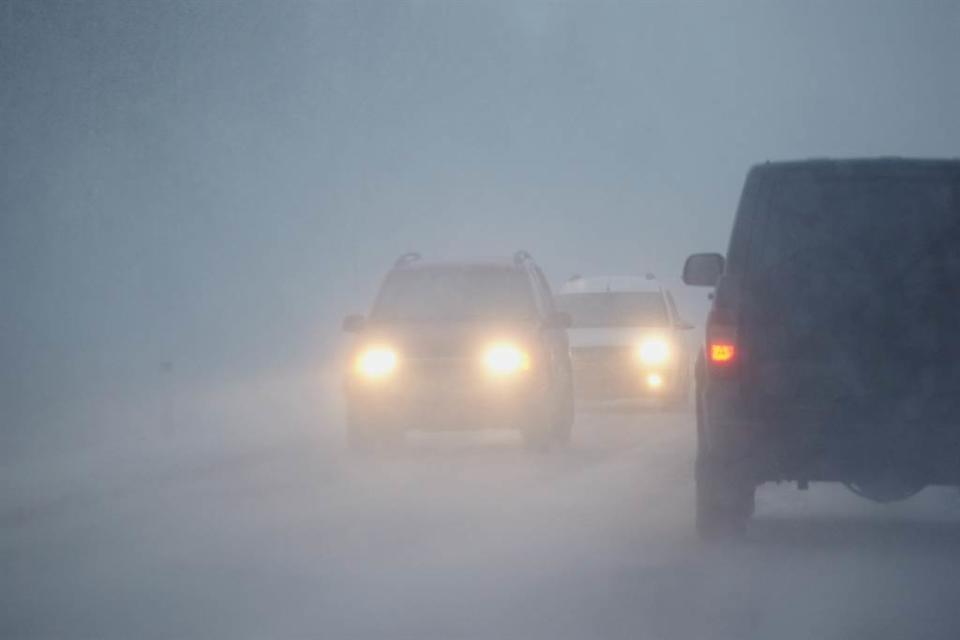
xmin=4 ymin=1 xmax=960 ymax=638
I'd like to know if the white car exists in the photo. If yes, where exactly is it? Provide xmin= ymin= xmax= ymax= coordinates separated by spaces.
xmin=555 ymin=275 xmax=694 ymax=408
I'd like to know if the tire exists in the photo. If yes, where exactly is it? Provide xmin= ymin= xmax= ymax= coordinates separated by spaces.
xmin=523 ymin=375 xmax=573 ymax=452
xmin=695 ymin=453 xmax=755 ymax=540
xmin=694 ymin=391 xmax=754 ymax=540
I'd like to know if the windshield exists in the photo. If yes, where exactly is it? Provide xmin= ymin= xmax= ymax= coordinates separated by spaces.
xmin=555 ymin=292 xmax=667 ymax=327
xmin=371 ymin=267 xmax=536 ymax=322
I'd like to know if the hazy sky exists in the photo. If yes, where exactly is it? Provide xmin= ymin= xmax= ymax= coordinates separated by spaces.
xmin=3 ymin=1 xmax=960 ymax=425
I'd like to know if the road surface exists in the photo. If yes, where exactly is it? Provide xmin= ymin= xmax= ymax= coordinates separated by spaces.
xmin=5 ymin=370 xmax=960 ymax=638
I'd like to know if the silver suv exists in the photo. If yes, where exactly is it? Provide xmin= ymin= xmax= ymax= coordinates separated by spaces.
xmin=342 ymin=251 xmax=574 ymax=451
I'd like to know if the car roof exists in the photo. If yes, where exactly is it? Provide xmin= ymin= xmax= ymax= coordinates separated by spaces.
xmin=751 ymin=157 xmax=960 ymax=179
xmin=558 ymin=276 xmax=663 ymax=295
xmin=392 ymin=257 xmax=523 ymax=272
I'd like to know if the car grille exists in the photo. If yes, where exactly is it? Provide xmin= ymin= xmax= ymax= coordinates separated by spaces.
xmin=571 ymin=346 xmax=633 ymax=367
xmin=405 ymin=357 xmax=473 ymax=379
xmin=402 ymin=337 xmax=474 ymax=359
xmin=571 ymin=346 xmax=649 ymax=398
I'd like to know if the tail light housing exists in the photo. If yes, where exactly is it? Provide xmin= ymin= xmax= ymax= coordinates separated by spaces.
xmin=706 ymin=306 xmax=738 ymax=372
xmin=710 ymin=342 xmax=736 ymax=363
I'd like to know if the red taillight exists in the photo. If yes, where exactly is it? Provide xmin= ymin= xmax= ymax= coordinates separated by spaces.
xmin=709 ymin=342 xmax=736 ymax=364
xmin=706 ymin=306 xmax=738 ymax=370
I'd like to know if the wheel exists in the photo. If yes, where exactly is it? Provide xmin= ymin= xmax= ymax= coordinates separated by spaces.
xmin=522 ymin=374 xmax=573 ymax=452
xmin=695 ymin=453 xmax=755 ymax=540
xmin=694 ymin=391 xmax=754 ymax=540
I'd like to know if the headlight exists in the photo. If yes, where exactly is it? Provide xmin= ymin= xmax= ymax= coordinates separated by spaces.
xmin=637 ymin=337 xmax=670 ymax=365
xmin=646 ymin=372 xmax=664 ymax=389
xmin=483 ymin=343 xmax=531 ymax=376
xmin=355 ymin=346 xmax=398 ymax=379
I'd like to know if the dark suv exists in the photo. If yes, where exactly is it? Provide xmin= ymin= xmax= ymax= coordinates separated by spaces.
xmin=684 ymin=159 xmax=960 ymax=537
xmin=342 ymin=251 xmax=574 ymax=451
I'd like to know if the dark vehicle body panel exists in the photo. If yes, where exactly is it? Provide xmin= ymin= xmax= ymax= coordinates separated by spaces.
xmin=700 ymin=159 xmax=960 ymax=485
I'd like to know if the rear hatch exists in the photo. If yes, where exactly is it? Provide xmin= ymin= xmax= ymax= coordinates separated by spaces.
xmin=743 ymin=163 xmax=960 ymax=428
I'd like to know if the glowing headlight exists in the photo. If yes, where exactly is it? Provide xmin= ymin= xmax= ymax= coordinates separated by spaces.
xmin=646 ymin=372 xmax=664 ymax=389
xmin=483 ymin=343 xmax=530 ymax=375
xmin=637 ymin=337 xmax=670 ymax=365
xmin=355 ymin=346 xmax=398 ymax=379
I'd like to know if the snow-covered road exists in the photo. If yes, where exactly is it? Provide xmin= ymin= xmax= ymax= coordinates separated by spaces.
xmin=5 ymin=372 xmax=960 ymax=639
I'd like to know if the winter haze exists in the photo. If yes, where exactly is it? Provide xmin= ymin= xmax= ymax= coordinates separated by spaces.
xmin=3 ymin=1 xmax=960 ymax=638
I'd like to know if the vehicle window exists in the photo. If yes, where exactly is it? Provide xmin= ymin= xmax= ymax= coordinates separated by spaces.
xmin=757 ymin=175 xmax=960 ymax=290
xmin=555 ymin=292 xmax=668 ymax=327
xmin=371 ymin=267 xmax=536 ymax=322
xmin=750 ymin=173 xmax=960 ymax=365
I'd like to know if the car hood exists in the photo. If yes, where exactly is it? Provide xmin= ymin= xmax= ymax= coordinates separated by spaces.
xmin=567 ymin=327 xmax=669 ymax=349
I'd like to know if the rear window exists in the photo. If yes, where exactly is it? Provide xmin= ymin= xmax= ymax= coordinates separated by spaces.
xmin=755 ymin=173 xmax=960 ymax=286
xmin=555 ymin=292 xmax=667 ymax=328
xmin=748 ymin=171 xmax=960 ymax=369
xmin=371 ymin=267 xmax=536 ymax=322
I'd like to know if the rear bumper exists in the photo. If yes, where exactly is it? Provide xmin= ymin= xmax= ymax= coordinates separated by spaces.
xmin=702 ymin=383 xmax=960 ymax=484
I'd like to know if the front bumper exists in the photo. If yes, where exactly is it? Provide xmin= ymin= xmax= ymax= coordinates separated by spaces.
xmin=571 ymin=357 xmax=683 ymax=402
xmin=345 ymin=364 xmax=550 ymax=431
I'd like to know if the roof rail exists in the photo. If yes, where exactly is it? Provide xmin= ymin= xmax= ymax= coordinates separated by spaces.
xmin=393 ymin=252 xmax=422 ymax=268
xmin=513 ymin=250 xmax=533 ymax=266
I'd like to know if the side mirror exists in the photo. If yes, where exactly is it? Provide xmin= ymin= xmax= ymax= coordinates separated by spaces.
xmin=342 ymin=314 xmax=366 ymax=333
xmin=675 ymin=321 xmax=695 ymax=331
xmin=544 ymin=310 xmax=572 ymax=329
xmin=682 ymin=253 xmax=725 ymax=287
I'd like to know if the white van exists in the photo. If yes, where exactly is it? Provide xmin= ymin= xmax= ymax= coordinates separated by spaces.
xmin=555 ymin=275 xmax=693 ymax=408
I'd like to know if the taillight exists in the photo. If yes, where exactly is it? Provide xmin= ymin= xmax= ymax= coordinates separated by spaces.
xmin=709 ymin=343 xmax=736 ymax=364
xmin=706 ymin=306 xmax=738 ymax=370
